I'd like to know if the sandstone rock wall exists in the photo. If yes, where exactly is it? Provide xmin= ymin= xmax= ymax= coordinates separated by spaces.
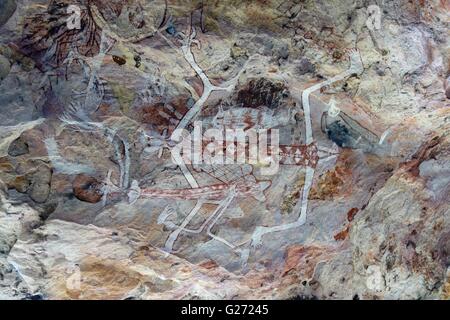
xmin=0 ymin=0 xmax=448 ymax=300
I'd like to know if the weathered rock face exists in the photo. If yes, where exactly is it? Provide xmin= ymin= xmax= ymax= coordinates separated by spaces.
xmin=0 ymin=0 xmax=16 ymax=27
xmin=0 ymin=0 xmax=449 ymax=300
xmin=7 ymin=136 xmax=29 ymax=157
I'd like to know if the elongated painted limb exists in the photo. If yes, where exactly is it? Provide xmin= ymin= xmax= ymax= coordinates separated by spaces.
xmin=164 ymin=199 xmax=205 ymax=252
xmin=171 ymin=145 xmax=199 ymax=188
xmin=101 ymin=170 xmax=123 ymax=206
xmin=302 ymin=49 xmax=364 ymax=144
xmin=172 ymin=87 xmax=212 ymax=136
xmin=248 ymin=50 xmax=363 ymax=248
xmin=297 ymin=166 xmax=315 ymax=224
xmin=84 ymin=31 xmax=115 ymax=111
xmin=159 ymin=187 xmax=234 ymax=233
xmin=157 ymin=196 xmax=225 ymax=235
xmin=157 ymin=201 xmax=225 ymax=232
xmin=170 ymin=27 xmax=254 ymax=187
xmin=157 ymin=205 xmax=177 ymax=227
xmin=172 ymin=28 xmax=254 ymax=136
xmin=206 ymin=188 xmax=237 ymax=249
xmin=160 ymin=188 xmax=237 ymax=252
xmin=379 ymin=128 xmax=392 ymax=145
xmin=112 ymin=134 xmax=131 ymax=189
xmin=171 ymin=28 xmax=215 ymax=134
xmin=179 ymin=199 xmax=225 ymax=234
xmin=250 ymin=166 xmax=315 ymax=248
xmin=179 ymin=28 xmax=211 ymax=88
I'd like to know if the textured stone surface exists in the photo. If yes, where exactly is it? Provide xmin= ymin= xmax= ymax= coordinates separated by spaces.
xmin=0 ymin=54 xmax=10 ymax=81
xmin=0 ymin=0 xmax=449 ymax=300
xmin=0 ymin=0 xmax=16 ymax=27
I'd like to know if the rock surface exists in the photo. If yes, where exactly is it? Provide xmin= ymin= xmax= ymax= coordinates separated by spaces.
xmin=0 ymin=0 xmax=449 ymax=300
xmin=0 ymin=0 xmax=16 ymax=27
